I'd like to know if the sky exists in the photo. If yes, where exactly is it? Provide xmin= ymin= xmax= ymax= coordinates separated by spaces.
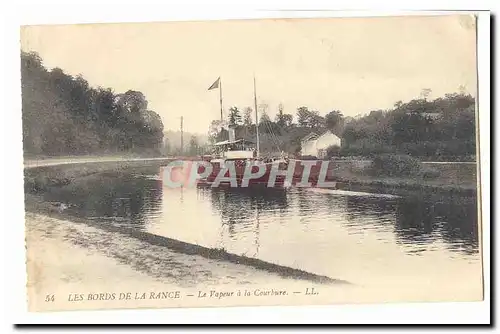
xmin=20 ymin=15 xmax=477 ymax=134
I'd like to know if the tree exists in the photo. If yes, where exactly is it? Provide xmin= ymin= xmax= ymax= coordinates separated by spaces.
xmin=115 ymin=90 xmax=148 ymax=113
xmin=163 ymin=138 xmax=171 ymax=155
xmin=208 ymin=119 xmax=224 ymax=143
xmin=275 ymin=103 xmax=285 ymax=127
xmin=189 ymin=135 xmax=199 ymax=156
xmin=259 ymin=112 xmax=271 ymax=124
xmin=308 ymin=111 xmax=325 ymax=128
xmin=228 ymin=106 xmax=242 ymax=126
xmin=274 ymin=103 xmax=294 ymax=129
xmin=326 ymin=145 xmax=341 ymax=158
xmin=420 ymin=88 xmax=432 ymax=101
xmin=340 ymin=92 xmax=475 ymax=159
xmin=297 ymin=106 xmax=310 ymax=127
xmin=139 ymin=109 xmax=164 ymax=149
xmin=296 ymin=106 xmax=324 ymax=128
xmin=258 ymin=105 xmax=282 ymax=135
xmin=21 ymin=51 xmax=164 ymax=156
xmin=243 ymin=107 xmax=253 ymax=126
xmin=391 ymin=112 xmax=430 ymax=145
xmin=325 ymin=110 xmax=344 ymax=134
xmin=282 ymin=114 xmax=293 ymax=127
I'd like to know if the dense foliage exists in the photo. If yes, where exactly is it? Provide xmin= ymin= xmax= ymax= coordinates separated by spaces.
xmin=341 ymin=94 xmax=476 ymax=160
xmin=22 ymin=51 xmax=164 ymax=156
xmin=371 ymin=154 xmax=424 ymax=177
xmin=209 ymin=92 xmax=476 ymax=161
xmin=208 ymin=105 xmax=342 ymax=155
xmin=369 ymin=154 xmax=441 ymax=179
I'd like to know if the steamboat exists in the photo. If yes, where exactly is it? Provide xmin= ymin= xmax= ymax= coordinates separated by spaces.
xmin=198 ymin=76 xmax=335 ymax=188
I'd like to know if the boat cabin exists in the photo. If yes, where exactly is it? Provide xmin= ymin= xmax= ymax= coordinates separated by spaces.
xmin=212 ymin=139 xmax=256 ymax=160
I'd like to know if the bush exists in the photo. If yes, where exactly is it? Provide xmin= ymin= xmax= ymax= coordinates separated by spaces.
xmin=399 ymin=141 xmax=439 ymax=157
xmin=370 ymin=154 xmax=423 ymax=177
xmin=340 ymin=140 xmax=395 ymax=157
xmin=326 ymin=145 xmax=341 ymax=159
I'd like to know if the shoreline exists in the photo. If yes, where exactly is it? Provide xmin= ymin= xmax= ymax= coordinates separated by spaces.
xmin=333 ymin=176 xmax=477 ymax=199
xmin=23 ymin=157 xmax=477 ymax=287
xmin=25 ymin=210 xmax=327 ymax=312
xmin=326 ymin=159 xmax=477 ymax=198
xmin=23 ymin=156 xmax=477 ymax=198
xmin=25 ymin=193 xmax=341 ymax=285
xmin=25 ymin=202 xmax=482 ymax=312
xmin=23 ymin=157 xmax=482 ymax=311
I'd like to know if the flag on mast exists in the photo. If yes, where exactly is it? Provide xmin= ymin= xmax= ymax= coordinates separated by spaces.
xmin=208 ymin=77 xmax=223 ymax=122
xmin=208 ymin=77 xmax=220 ymax=90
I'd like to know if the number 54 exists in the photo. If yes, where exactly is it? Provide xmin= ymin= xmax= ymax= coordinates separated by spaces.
xmin=44 ymin=294 xmax=55 ymax=302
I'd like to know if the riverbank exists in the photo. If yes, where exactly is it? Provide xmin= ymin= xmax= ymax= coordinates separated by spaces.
xmin=25 ymin=192 xmax=339 ymax=284
xmin=25 ymin=198 xmax=481 ymax=312
xmin=23 ymin=158 xmax=172 ymax=193
xmin=23 ymin=158 xmax=482 ymax=311
xmin=327 ymin=160 xmax=478 ymax=198
xmin=24 ymin=155 xmax=173 ymax=169
xmin=24 ymin=156 xmax=478 ymax=194
xmin=25 ymin=197 xmax=348 ymax=311
xmin=23 ymin=158 xmax=343 ymax=311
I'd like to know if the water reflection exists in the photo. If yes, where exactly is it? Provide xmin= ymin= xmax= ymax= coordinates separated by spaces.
xmin=343 ymin=196 xmax=479 ymax=256
xmin=42 ymin=171 xmax=163 ymax=227
xmin=205 ymin=187 xmax=289 ymax=256
xmin=44 ymin=168 xmax=480 ymax=283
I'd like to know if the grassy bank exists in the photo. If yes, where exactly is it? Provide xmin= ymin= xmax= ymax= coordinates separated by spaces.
xmin=24 ymin=158 xmax=172 ymax=193
xmin=23 ymin=155 xmax=478 ymax=200
xmin=327 ymin=159 xmax=478 ymax=198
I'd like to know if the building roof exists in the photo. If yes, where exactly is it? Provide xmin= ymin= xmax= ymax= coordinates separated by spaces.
xmin=301 ymin=132 xmax=319 ymax=143
xmin=317 ymin=130 xmax=341 ymax=139
xmin=302 ymin=130 xmax=340 ymax=143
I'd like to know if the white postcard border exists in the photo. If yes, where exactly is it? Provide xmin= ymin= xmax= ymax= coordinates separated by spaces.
xmin=1 ymin=1 xmax=492 ymax=326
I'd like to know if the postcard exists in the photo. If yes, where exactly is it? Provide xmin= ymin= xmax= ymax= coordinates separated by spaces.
xmin=20 ymin=13 xmax=483 ymax=313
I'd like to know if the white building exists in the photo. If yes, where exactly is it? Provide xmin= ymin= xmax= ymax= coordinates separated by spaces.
xmin=300 ymin=131 xmax=341 ymax=158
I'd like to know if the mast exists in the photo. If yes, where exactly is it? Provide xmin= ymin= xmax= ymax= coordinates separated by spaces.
xmin=219 ymin=78 xmax=223 ymax=122
xmin=180 ymin=116 xmax=184 ymax=154
xmin=253 ymin=75 xmax=260 ymax=158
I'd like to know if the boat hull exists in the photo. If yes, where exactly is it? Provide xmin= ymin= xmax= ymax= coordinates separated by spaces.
xmin=199 ymin=159 xmax=336 ymax=188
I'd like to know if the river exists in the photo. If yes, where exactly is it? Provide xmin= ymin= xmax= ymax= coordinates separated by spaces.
xmin=34 ymin=164 xmax=481 ymax=298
